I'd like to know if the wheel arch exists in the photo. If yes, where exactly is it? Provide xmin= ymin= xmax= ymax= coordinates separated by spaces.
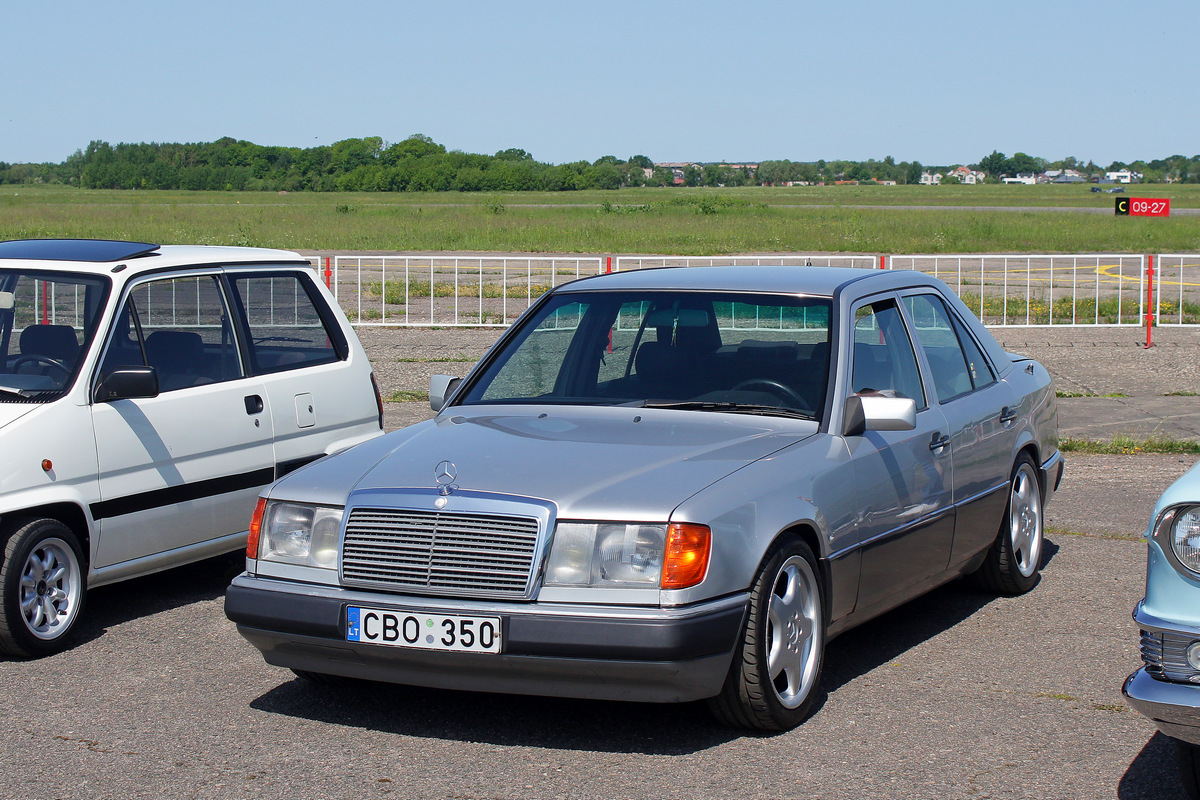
xmin=1014 ymin=441 xmax=1045 ymax=495
xmin=768 ymin=522 xmax=831 ymax=622
xmin=0 ymin=503 xmax=92 ymax=570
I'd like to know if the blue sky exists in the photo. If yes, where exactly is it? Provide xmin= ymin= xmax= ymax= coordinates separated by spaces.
xmin=4 ymin=0 xmax=1196 ymax=167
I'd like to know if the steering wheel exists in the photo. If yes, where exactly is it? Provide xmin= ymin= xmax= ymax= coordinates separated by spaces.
xmin=12 ymin=354 xmax=71 ymax=379
xmin=731 ymin=379 xmax=808 ymax=410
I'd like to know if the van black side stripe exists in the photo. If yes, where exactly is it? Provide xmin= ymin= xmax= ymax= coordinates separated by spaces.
xmin=90 ymin=467 xmax=277 ymax=521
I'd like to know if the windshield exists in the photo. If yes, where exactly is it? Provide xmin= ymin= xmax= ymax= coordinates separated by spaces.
xmin=0 ymin=269 xmax=110 ymax=399
xmin=459 ymin=289 xmax=832 ymax=419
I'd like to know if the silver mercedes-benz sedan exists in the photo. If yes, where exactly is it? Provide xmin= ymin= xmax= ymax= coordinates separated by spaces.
xmin=226 ymin=266 xmax=1062 ymax=730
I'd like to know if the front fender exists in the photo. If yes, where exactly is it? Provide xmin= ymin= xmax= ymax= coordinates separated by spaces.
xmin=666 ymin=433 xmax=859 ymax=620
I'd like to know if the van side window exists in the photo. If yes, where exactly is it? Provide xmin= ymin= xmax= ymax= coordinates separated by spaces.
xmin=228 ymin=273 xmax=345 ymax=374
xmin=99 ymin=275 xmax=243 ymax=391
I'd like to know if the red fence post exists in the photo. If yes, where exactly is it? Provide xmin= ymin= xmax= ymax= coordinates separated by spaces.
xmin=606 ymin=256 xmax=614 ymax=352
xmin=879 ymin=254 xmax=886 ymax=270
xmin=324 ymin=256 xmax=332 ymax=291
xmin=1145 ymin=254 xmax=1155 ymax=349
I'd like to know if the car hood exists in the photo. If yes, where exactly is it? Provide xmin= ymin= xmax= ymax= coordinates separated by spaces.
xmin=276 ymin=405 xmax=817 ymax=519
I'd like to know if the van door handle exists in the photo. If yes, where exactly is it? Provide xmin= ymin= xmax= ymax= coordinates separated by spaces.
xmin=244 ymin=395 xmax=264 ymax=415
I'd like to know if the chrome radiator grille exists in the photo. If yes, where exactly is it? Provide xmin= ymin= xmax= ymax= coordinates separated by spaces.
xmin=341 ymin=507 xmax=541 ymax=598
xmin=1141 ymin=629 xmax=1200 ymax=683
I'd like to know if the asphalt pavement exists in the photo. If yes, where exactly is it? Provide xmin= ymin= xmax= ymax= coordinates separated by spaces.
xmin=1 ymin=323 xmax=1198 ymax=800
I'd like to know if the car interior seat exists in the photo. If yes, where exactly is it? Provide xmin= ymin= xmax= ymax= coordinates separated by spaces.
xmin=18 ymin=324 xmax=80 ymax=371
xmin=144 ymin=330 xmax=212 ymax=391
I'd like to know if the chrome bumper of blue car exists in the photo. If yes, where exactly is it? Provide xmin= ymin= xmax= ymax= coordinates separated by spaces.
xmin=1124 ymin=667 xmax=1200 ymax=746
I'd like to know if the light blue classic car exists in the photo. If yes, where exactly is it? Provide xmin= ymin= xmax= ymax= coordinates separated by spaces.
xmin=1124 ymin=459 xmax=1200 ymax=798
xmin=227 ymin=266 xmax=1062 ymax=731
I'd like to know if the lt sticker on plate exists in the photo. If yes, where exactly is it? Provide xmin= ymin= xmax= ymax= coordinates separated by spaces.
xmin=346 ymin=607 xmax=501 ymax=653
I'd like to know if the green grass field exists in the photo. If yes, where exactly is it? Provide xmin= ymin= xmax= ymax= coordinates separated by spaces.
xmin=2 ymin=184 xmax=1198 ymax=255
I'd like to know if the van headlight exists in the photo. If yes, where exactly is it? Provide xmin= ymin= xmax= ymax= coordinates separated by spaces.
xmin=257 ymin=501 xmax=343 ymax=570
xmin=545 ymin=521 xmax=710 ymax=589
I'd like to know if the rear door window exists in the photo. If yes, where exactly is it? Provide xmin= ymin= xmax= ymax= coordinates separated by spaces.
xmin=227 ymin=273 xmax=346 ymax=375
xmin=902 ymin=294 xmax=995 ymax=403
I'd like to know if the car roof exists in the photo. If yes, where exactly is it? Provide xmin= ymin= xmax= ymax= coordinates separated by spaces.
xmin=553 ymin=264 xmax=944 ymax=298
xmin=0 ymin=239 xmax=307 ymax=275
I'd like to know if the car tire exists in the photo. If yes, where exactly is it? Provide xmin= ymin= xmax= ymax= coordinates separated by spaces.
xmin=1178 ymin=741 xmax=1200 ymax=800
xmin=0 ymin=518 xmax=87 ymax=658
xmin=709 ymin=539 xmax=825 ymax=731
xmin=973 ymin=454 xmax=1043 ymax=595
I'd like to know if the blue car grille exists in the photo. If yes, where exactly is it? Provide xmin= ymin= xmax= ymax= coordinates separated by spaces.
xmin=1141 ymin=629 xmax=1200 ymax=683
xmin=341 ymin=508 xmax=541 ymax=599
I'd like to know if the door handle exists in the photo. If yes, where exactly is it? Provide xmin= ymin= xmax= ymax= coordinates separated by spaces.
xmin=244 ymin=394 xmax=264 ymax=415
xmin=999 ymin=406 xmax=1017 ymax=425
xmin=929 ymin=432 xmax=950 ymax=453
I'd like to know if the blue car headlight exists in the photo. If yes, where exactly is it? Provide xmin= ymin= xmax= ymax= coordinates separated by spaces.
xmin=1161 ymin=505 xmax=1200 ymax=575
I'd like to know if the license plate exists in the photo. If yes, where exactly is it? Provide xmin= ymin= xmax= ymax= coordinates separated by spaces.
xmin=346 ymin=607 xmax=502 ymax=653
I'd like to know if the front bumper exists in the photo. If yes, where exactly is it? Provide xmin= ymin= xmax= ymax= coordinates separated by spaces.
xmin=1123 ymin=668 xmax=1200 ymax=746
xmin=1124 ymin=601 xmax=1200 ymax=745
xmin=226 ymin=574 xmax=747 ymax=703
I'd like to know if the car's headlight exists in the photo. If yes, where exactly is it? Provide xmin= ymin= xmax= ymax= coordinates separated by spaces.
xmin=251 ymin=500 xmax=343 ymax=569
xmin=1169 ymin=506 xmax=1200 ymax=574
xmin=544 ymin=522 xmax=710 ymax=589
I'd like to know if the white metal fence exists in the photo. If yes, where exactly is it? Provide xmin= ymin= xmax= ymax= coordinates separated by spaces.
xmin=307 ymin=253 xmax=1199 ymax=328
xmin=312 ymin=255 xmax=604 ymax=327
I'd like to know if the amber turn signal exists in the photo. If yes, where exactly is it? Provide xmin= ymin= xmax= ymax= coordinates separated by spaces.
xmin=662 ymin=523 xmax=711 ymax=589
xmin=247 ymin=497 xmax=267 ymax=559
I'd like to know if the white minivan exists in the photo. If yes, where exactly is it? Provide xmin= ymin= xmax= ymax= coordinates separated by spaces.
xmin=0 ymin=239 xmax=384 ymax=657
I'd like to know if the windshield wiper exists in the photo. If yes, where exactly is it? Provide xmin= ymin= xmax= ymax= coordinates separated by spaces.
xmin=637 ymin=400 xmax=816 ymax=420
xmin=0 ymin=383 xmax=36 ymax=399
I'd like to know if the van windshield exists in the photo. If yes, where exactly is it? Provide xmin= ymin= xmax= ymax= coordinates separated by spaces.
xmin=0 ymin=269 xmax=110 ymax=400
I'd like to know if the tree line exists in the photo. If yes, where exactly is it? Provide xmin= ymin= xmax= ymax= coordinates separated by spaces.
xmin=1 ymin=135 xmax=1198 ymax=190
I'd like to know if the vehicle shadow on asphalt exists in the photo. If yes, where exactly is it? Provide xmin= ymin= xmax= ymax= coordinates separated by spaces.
xmin=1119 ymin=733 xmax=1189 ymax=799
xmin=251 ymin=678 xmax=739 ymax=755
xmin=245 ymin=541 xmax=1064 ymax=753
xmin=55 ymin=552 xmax=243 ymax=654
xmin=820 ymin=538 xmax=1062 ymax=694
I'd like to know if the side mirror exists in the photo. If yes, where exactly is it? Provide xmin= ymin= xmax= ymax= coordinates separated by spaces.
xmin=429 ymin=374 xmax=461 ymax=412
xmin=94 ymin=366 xmax=159 ymax=402
xmin=842 ymin=394 xmax=917 ymax=437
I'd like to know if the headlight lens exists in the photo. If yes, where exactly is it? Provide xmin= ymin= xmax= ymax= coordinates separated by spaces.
xmin=259 ymin=501 xmax=343 ymax=569
xmin=545 ymin=522 xmax=710 ymax=589
xmin=1171 ymin=506 xmax=1200 ymax=573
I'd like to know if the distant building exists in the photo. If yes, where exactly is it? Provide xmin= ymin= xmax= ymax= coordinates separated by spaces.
xmin=1002 ymin=174 xmax=1037 ymax=185
xmin=947 ymin=166 xmax=985 ymax=184
xmin=919 ymin=171 xmax=943 ymax=185
xmin=1105 ymin=169 xmax=1140 ymax=184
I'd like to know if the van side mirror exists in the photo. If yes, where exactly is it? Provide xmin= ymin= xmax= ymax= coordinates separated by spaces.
xmin=842 ymin=394 xmax=917 ymax=437
xmin=95 ymin=366 xmax=159 ymax=402
xmin=429 ymin=374 xmax=461 ymax=412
